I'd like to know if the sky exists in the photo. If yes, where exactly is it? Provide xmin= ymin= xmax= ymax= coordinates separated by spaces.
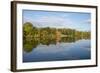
xmin=23 ymin=10 xmax=91 ymax=31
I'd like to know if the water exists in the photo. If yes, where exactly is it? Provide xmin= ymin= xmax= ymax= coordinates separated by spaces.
xmin=23 ymin=38 xmax=91 ymax=62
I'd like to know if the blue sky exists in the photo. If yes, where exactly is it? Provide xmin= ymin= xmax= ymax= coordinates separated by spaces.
xmin=23 ymin=10 xmax=91 ymax=31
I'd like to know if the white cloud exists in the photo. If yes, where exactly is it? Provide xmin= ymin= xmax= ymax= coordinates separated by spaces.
xmin=23 ymin=14 xmax=91 ymax=31
xmin=25 ymin=15 xmax=75 ymax=29
xmin=81 ymin=19 xmax=91 ymax=24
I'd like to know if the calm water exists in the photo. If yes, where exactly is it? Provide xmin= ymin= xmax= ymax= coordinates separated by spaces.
xmin=23 ymin=39 xmax=91 ymax=62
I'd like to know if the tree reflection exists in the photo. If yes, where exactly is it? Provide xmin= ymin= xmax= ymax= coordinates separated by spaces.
xmin=23 ymin=22 xmax=91 ymax=53
xmin=23 ymin=36 xmax=90 ymax=53
xmin=23 ymin=38 xmax=40 ymax=52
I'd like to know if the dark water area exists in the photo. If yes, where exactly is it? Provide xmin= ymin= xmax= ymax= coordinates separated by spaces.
xmin=23 ymin=37 xmax=91 ymax=62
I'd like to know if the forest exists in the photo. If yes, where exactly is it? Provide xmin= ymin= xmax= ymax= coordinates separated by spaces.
xmin=23 ymin=22 xmax=90 ymax=41
xmin=23 ymin=22 xmax=91 ymax=52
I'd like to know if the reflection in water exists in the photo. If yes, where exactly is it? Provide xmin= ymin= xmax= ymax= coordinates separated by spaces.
xmin=23 ymin=36 xmax=91 ymax=62
xmin=23 ymin=37 xmax=77 ymax=52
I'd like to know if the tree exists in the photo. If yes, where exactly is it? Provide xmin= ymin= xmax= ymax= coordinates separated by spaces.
xmin=23 ymin=22 xmax=34 ymax=41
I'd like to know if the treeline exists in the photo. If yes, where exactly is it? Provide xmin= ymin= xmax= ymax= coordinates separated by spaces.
xmin=23 ymin=22 xmax=91 ymax=52
xmin=23 ymin=22 xmax=91 ymax=42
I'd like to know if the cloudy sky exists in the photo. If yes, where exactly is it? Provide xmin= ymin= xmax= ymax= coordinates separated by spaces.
xmin=23 ymin=10 xmax=91 ymax=31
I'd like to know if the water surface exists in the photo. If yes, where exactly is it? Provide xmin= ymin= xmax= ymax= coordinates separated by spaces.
xmin=23 ymin=38 xmax=91 ymax=62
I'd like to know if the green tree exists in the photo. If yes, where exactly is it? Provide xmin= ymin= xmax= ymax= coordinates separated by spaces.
xmin=23 ymin=22 xmax=34 ymax=41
